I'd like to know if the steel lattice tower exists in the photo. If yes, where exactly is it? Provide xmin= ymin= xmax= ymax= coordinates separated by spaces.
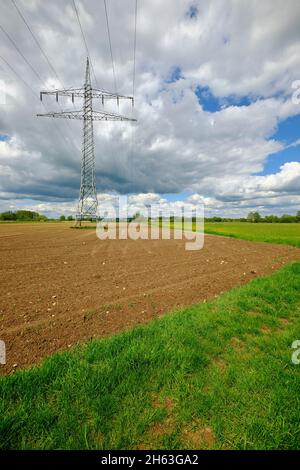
xmin=78 ymin=57 xmax=97 ymax=221
xmin=37 ymin=57 xmax=136 ymax=224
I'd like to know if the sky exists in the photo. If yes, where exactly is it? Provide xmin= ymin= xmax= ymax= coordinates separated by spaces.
xmin=0 ymin=0 xmax=300 ymax=218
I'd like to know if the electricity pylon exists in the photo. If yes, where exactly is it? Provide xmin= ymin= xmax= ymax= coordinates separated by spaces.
xmin=37 ymin=57 xmax=136 ymax=224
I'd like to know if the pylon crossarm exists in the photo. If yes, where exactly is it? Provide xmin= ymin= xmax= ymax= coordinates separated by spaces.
xmin=37 ymin=110 xmax=83 ymax=119
xmin=37 ymin=110 xmax=137 ymax=121
xmin=40 ymin=88 xmax=134 ymax=105
xmin=91 ymin=89 xmax=134 ymax=105
xmin=92 ymin=110 xmax=137 ymax=121
xmin=40 ymin=88 xmax=84 ymax=103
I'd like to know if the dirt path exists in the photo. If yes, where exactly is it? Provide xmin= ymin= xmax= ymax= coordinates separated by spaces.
xmin=1 ymin=223 xmax=300 ymax=374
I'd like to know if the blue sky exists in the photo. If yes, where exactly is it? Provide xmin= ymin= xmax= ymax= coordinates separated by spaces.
xmin=173 ymin=73 xmax=300 ymax=180
xmin=195 ymin=85 xmax=254 ymax=112
xmin=260 ymin=114 xmax=300 ymax=175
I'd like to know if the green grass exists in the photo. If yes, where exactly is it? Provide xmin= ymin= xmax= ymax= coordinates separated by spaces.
xmin=1 ymin=262 xmax=300 ymax=450
xmin=155 ymin=221 xmax=300 ymax=248
xmin=204 ymin=222 xmax=300 ymax=248
xmin=71 ymin=221 xmax=300 ymax=247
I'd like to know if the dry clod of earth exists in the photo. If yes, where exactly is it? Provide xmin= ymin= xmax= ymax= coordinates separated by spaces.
xmin=151 ymin=395 xmax=175 ymax=411
xmin=230 ymin=337 xmax=245 ymax=351
xmin=278 ymin=318 xmax=290 ymax=325
xmin=261 ymin=325 xmax=272 ymax=334
xmin=148 ymin=417 xmax=175 ymax=438
xmin=1 ymin=223 xmax=300 ymax=374
xmin=213 ymin=356 xmax=227 ymax=371
xmin=181 ymin=419 xmax=215 ymax=449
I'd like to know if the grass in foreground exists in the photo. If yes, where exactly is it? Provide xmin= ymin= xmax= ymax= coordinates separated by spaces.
xmin=204 ymin=222 xmax=300 ymax=248
xmin=1 ymin=263 xmax=300 ymax=450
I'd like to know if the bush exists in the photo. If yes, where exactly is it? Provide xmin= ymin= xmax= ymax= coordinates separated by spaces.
xmin=0 ymin=210 xmax=48 ymax=221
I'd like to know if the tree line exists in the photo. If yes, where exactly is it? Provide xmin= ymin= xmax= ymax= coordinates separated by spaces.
xmin=0 ymin=211 xmax=77 ymax=221
xmin=0 ymin=210 xmax=48 ymax=221
xmin=206 ymin=211 xmax=300 ymax=223
xmin=1 ymin=210 xmax=300 ymax=223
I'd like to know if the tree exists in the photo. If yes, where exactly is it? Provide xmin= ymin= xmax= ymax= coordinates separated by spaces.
xmin=0 ymin=211 xmax=17 ymax=221
xmin=264 ymin=215 xmax=277 ymax=223
xmin=67 ymin=215 xmax=73 ymax=221
xmin=280 ymin=214 xmax=295 ymax=223
xmin=247 ymin=211 xmax=261 ymax=223
xmin=59 ymin=215 xmax=66 ymax=221
xmin=132 ymin=211 xmax=141 ymax=220
xmin=0 ymin=210 xmax=48 ymax=221
xmin=296 ymin=211 xmax=300 ymax=223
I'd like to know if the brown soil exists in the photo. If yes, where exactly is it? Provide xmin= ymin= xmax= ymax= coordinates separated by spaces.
xmin=1 ymin=222 xmax=300 ymax=375
xmin=260 ymin=325 xmax=272 ymax=334
xmin=151 ymin=395 xmax=175 ymax=411
xmin=182 ymin=426 xmax=215 ymax=449
xmin=148 ymin=417 xmax=175 ymax=438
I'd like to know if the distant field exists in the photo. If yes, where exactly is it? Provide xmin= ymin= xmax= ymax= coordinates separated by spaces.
xmin=1 ymin=262 xmax=300 ymax=449
xmin=166 ymin=221 xmax=300 ymax=248
xmin=203 ymin=222 xmax=300 ymax=248
xmin=155 ymin=221 xmax=300 ymax=249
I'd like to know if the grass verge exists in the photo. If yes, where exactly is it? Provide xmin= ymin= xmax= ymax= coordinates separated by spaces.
xmin=1 ymin=263 xmax=300 ymax=450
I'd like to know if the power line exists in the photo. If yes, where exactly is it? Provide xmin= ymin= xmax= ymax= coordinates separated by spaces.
xmin=0 ymin=53 xmax=37 ymax=99
xmin=71 ymin=0 xmax=99 ymax=88
xmin=128 ymin=0 xmax=138 ymax=187
xmin=0 ymin=21 xmax=45 ymax=84
xmin=103 ymin=0 xmax=117 ymax=93
xmin=6 ymin=1 xmax=81 ymax=152
xmin=132 ymin=0 xmax=138 ymax=99
xmin=0 ymin=54 xmax=80 ymax=158
xmin=10 ymin=0 xmax=63 ymax=87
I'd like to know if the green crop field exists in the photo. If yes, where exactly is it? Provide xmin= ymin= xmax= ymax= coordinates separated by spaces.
xmin=1 ymin=262 xmax=300 ymax=450
xmin=204 ymin=222 xmax=300 ymax=248
xmin=165 ymin=221 xmax=300 ymax=248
